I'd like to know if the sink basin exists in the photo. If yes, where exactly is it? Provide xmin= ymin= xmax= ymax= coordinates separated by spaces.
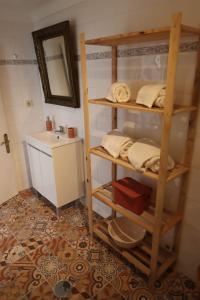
xmin=32 ymin=131 xmax=67 ymax=144
xmin=26 ymin=131 xmax=80 ymax=151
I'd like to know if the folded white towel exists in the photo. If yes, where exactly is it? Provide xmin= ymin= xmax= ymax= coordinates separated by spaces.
xmin=136 ymin=84 xmax=166 ymax=108
xmin=127 ymin=141 xmax=175 ymax=173
xmin=106 ymin=82 xmax=131 ymax=103
xmin=119 ymin=140 xmax=134 ymax=160
xmin=101 ymin=130 xmax=133 ymax=159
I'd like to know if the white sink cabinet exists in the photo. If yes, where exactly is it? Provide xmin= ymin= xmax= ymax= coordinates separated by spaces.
xmin=26 ymin=132 xmax=84 ymax=208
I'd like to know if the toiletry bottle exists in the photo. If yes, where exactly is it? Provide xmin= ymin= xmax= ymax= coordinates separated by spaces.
xmin=46 ymin=116 xmax=52 ymax=131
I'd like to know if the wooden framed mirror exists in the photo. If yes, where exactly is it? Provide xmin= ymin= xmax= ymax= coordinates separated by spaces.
xmin=32 ymin=21 xmax=80 ymax=108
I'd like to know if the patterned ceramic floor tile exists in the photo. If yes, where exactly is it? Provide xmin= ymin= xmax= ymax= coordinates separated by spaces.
xmin=20 ymin=236 xmax=46 ymax=254
xmin=44 ymin=237 xmax=77 ymax=266
xmin=22 ymin=281 xmax=58 ymax=300
xmin=0 ymin=234 xmax=18 ymax=255
xmin=19 ymin=189 xmax=35 ymax=199
xmin=129 ymin=287 xmax=155 ymax=299
xmin=9 ymin=223 xmax=34 ymax=241
xmin=48 ymin=219 xmax=70 ymax=238
xmin=0 ymin=193 xmax=199 ymax=300
xmin=0 ymin=244 xmax=26 ymax=266
xmin=55 ymin=268 xmax=107 ymax=300
xmin=92 ymin=283 xmax=125 ymax=299
xmin=0 ymin=223 xmax=10 ymax=240
xmin=70 ymin=234 xmax=101 ymax=262
xmin=71 ymin=267 xmax=108 ymax=298
xmin=29 ymin=244 xmax=65 ymax=282
xmin=59 ymin=224 xmax=85 ymax=243
xmin=0 ymin=255 xmax=45 ymax=299
xmin=61 ymin=206 xmax=88 ymax=228
xmin=111 ymin=268 xmax=144 ymax=299
xmin=93 ymin=246 xmax=126 ymax=282
xmin=68 ymin=258 xmax=91 ymax=280
xmin=164 ymin=273 xmax=200 ymax=300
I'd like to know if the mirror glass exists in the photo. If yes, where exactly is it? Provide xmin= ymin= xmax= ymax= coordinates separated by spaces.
xmin=43 ymin=36 xmax=72 ymax=97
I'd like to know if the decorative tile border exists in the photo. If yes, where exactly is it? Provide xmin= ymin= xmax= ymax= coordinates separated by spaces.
xmin=0 ymin=59 xmax=37 ymax=65
xmin=0 ymin=41 xmax=198 ymax=65
xmin=76 ymin=40 xmax=199 ymax=61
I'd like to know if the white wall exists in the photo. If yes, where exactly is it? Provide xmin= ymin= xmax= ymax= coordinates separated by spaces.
xmin=30 ymin=0 xmax=200 ymax=281
xmin=0 ymin=21 xmax=44 ymax=190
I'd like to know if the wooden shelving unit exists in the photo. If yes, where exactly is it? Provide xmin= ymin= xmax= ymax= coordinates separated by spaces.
xmin=80 ymin=12 xmax=200 ymax=286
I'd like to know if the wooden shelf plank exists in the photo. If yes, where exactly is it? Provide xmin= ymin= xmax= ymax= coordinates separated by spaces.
xmin=85 ymin=27 xmax=171 ymax=46
xmin=92 ymin=184 xmax=183 ymax=236
xmin=93 ymin=219 xmax=176 ymax=278
xmin=85 ymin=24 xmax=200 ymax=46
xmin=90 ymin=146 xmax=189 ymax=182
xmin=88 ymin=98 xmax=197 ymax=114
xmin=181 ymin=25 xmax=200 ymax=35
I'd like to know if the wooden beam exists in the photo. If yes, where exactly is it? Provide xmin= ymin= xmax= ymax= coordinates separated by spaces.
xmin=181 ymin=25 xmax=200 ymax=35
xmin=111 ymin=46 xmax=118 ymax=218
xmin=80 ymin=33 xmax=93 ymax=236
xmin=173 ymin=35 xmax=200 ymax=257
xmin=88 ymin=99 xmax=197 ymax=114
xmin=157 ymin=254 xmax=177 ymax=279
xmin=150 ymin=12 xmax=182 ymax=286
xmin=85 ymin=27 xmax=171 ymax=46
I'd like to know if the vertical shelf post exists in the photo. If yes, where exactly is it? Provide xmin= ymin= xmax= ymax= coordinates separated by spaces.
xmin=111 ymin=46 xmax=118 ymax=218
xmin=80 ymin=33 xmax=93 ymax=236
xmin=173 ymin=36 xmax=200 ymax=256
xmin=150 ymin=12 xmax=182 ymax=285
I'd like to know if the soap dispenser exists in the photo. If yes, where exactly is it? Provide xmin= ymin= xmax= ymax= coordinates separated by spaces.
xmin=46 ymin=116 xmax=52 ymax=131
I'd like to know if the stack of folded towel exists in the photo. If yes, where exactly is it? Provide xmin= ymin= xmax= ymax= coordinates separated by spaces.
xmin=136 ymin=84 xmax=166 ymax=108
xmin=101 ymin=132 xmax=175 ymax=173
xmin=127 ymin=139 xmax=175 ymax=172
xmin=101 ymin=130 xmax=134 ymax=160
xmin=106 ymin=82 xmax=131 ymax=103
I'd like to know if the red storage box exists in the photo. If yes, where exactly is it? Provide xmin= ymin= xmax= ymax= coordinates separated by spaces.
xmin=112 ymin=177 xmax=152 ymax=215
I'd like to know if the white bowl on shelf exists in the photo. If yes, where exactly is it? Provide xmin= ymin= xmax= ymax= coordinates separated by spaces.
xmin=108 ymin=217 xmax=146 ymax=249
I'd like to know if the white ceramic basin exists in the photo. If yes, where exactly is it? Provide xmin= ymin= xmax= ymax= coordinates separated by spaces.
xmin=26 ymin=131 xmax=80 ymax=153
xmin=31 ymin=131 xmax=67 ymax=145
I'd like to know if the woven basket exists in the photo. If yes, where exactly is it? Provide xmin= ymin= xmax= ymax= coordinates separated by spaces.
xmin=108 ymin=217 xmax=146 ymax=249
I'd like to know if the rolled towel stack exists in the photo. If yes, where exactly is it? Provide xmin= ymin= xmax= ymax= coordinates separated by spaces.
xmin=127 ymin=140 xmax=175 ymax=173
xmin=101 ymin=132 xmax=175 ymax=173
xmin=101 ymin=130 xmax=134 ymax=159
xmin=106 ymin=82 xmax=131 ymax=103
xmin=136 ymin=84 xmax=166 ymax=108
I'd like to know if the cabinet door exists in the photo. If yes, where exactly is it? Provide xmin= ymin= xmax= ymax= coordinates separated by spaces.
xmin=40 ymin=152 xmax=57 ymax=205
xmin=27 ymin=145 xmax=42 ymax=194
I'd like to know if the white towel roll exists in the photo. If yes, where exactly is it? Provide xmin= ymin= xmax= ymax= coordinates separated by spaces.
xmin=101 ymin=130 xmax=132 ymax=159
xmin=106 ymin=82 xmax=131 ymax=103
xmin=136 ymin=84 xmax=166 ymax=108
xmin=127 ymin=141 xmax=175 ymax=173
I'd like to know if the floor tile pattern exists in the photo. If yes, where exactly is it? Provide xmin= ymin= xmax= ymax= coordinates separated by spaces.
xmin=0 ymin=191 xmax=199 ymax=299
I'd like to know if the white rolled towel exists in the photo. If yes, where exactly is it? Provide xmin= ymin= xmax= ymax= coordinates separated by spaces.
xmin=101 ymin=130 xmax=133 ymax=159
xmin=127 ymin=141 xmax=175 ymax=173
xmin=136 ymin=84 xmax=166 ymax=108
xmin=106 ymin=82 xmax=131 ymax=103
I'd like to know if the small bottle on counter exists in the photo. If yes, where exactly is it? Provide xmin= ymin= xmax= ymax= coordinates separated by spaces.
xmin=46 ymin=116 xmax=53 ymax=131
